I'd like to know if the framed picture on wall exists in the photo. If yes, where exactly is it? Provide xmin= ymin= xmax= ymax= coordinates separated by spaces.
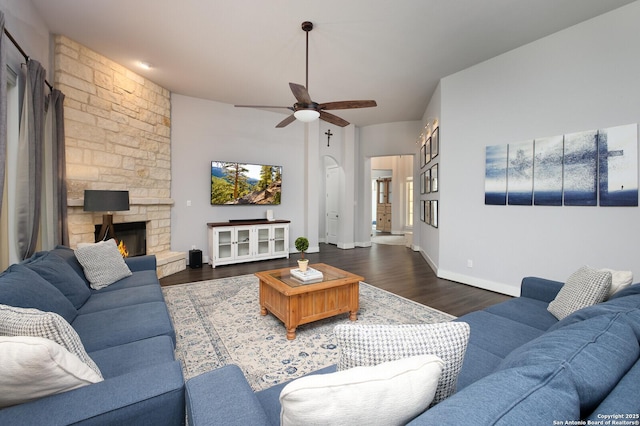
xmin=425 ymin=169 xmax=431 ymax=193
xmin=420 ymin=144 xmax=426 ymax=168
xmin=425 ymin=137 xmax=432 ymax=164
xmin=420 ymin=200 xmax=426 ymax=222
xmin=431 ymin=127 xmax=439 ymax=159
xmin=431 ymin=200 xmax=438 ymax=228
xmin=431 ymin=163 xmax=439 ymax=192
xmin=420 ymin=172 xmax=425 ymax=193
xmin=425 ymin=200 xmax=431 ymax=225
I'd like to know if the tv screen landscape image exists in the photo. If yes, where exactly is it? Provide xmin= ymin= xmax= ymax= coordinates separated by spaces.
xmin=211 ymin=161 xmax=282 ymax=205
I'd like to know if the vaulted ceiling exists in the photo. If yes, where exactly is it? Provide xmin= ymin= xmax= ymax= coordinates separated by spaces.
xmin=30 ymin=0 xmax=635 ymax=127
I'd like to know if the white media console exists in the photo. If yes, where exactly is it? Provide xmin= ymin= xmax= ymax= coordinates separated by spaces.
xmin=207 ymin=220 xmax=290 ymax=268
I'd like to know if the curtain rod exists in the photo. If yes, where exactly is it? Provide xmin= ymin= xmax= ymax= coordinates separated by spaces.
xmin=3 ymin=27 xmax=53 ymax=91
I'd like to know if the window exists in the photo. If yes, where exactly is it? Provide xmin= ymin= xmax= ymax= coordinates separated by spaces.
xmin=406 ymin=178 xmax=413 ymax=228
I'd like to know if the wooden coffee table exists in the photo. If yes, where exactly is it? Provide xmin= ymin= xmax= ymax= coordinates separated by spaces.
xmin=255 ymin=263 xmax=363 ymax=340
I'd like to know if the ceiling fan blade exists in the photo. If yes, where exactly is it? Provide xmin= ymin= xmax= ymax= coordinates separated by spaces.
xmin=289 ymin=83 xmax=313 ymax=104
xmin=320 ymin=100 xmax=377 ymax=110
xmin=235 ymin=105 xmax=292 ymax=110
xmin=319 ymin=111 xmax=350 ymax=127
xmin=276 ymin=114 xmax=297 ymax=128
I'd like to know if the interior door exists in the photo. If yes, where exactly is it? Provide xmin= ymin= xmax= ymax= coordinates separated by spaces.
xmin=326 ymin=166 xmax=339 ymax=245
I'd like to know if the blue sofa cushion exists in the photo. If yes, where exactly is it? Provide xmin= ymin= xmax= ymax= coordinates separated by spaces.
xmin=51 ymin=245 xmax=90 ymax=285
xmin=454 ymin=311 xmax=545 ymax=358
xmin=0 ymin=264 xmax=77 ymax=323
xmin=587 ymin=358 xmax=640 ymax=419
xmin=454 ymin=343 xmax=503 ymax=390
xmin=484 ymin=297 xmax=558 ymax=331
xmin=23 ymin=251 xmax=91 ymax=309
xmin=72 ymin=302 xmax=175 ymax=352
xmin=89 ymin=336 xmax=176 ymax=379
xmin=498 ymin=311 xmax=640 ymax=415
xmin=547 ymin=293 xmax=640 ymax=333
xmin=78 ymin=285 xmax=165 ymax=315
xmin=186 ymin=365 xmax=271 ymax=426
xmin=411 ymin=311 xmax=640 ymax=425
xmin=91 ymin=270 xmax=160 ymax=293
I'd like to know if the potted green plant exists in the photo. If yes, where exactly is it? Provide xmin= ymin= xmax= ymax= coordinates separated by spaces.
xmin=295 ymin=236 xmax=310 ymax=272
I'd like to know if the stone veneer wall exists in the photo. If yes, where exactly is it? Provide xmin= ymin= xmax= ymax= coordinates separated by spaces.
xmin=53 ymin=35 xmax=184 ymax=277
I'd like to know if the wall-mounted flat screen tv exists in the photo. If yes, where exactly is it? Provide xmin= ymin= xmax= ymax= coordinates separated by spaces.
xmin=211 ymin=161 xmax=282 ymax=205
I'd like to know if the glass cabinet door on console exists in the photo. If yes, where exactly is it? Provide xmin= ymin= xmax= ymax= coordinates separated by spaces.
xmin=213 ymin=228 xmax=234 ymax=263
xmin=234 ymin=226 xmax=253 ymax=261
xmin=271 ymin=224 xmax=289 ymax=257
xmin=255 ymin=225 xmax=272 ymax=258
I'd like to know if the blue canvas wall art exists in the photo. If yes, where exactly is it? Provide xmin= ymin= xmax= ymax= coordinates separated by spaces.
xmin=485 ymin=145 xmax=508 ymax=205
xmin=598 ymin=124 xmax=638 ymax=206
xmin=533 ymin=136 xmax=564 ymax=206
xmin=563 ymin=130 xmax=598 ymax=206
xmin=483 ymin=123 xmax=638 ymax=209
xmin=507 ymin=140 xmax=534 ymax=205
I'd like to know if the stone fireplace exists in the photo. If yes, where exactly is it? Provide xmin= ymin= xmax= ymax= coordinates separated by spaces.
xmin=56 ymin=35 xmax=185 ymax=277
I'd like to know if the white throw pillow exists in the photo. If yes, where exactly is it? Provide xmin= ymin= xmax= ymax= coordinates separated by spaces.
xmin=0 ymin=336 xmax=103 ymax=408
xmin=280 ymin=355 xmax=444 ymax=426
xmin=548 ymin=266 xmax=612 ymax=320
xmin=75 ymin=239 xmax=132 ymax=289
xmin=0 ymin=304 xmax=102 ymax=378
xmin=334 ymin=322 xmax=470 ymax=405
xmin=599 ymin=268 xmax=633 ymax=299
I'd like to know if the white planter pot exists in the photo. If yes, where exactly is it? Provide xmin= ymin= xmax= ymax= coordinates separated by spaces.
xmin=297 ymin=259 xmax=309 ymax=272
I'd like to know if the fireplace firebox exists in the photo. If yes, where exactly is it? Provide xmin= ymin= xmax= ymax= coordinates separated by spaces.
xmin=94 ymin=221 xmax=146 ymax=257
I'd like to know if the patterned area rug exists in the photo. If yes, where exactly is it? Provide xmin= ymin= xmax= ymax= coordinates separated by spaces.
xmin=162 ymin=274 xmax=455 ymax=391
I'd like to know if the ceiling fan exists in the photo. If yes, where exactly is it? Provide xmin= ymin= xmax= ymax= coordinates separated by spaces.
xmin=235 ymin=21 xmax=377 ymax=128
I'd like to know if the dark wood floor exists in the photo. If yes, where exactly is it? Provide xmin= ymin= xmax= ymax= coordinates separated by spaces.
xmin=160 ymin=242 xmax=511 ymax=317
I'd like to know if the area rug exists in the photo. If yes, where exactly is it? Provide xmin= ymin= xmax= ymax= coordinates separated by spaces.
xmin=162 ymin=274 xmax=455 ymax=391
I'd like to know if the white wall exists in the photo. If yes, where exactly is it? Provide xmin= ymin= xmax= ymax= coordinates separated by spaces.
xmin=170 ymin=94 xmax=311 ymax=260
xmin=437 ymin=1 xmax=640 ymax=295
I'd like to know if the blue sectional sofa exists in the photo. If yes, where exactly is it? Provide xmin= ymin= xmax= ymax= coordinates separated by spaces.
xmin=185 ymin=277 xmax=640 ymax=425
xmin=0 ymin=246 xmax=185 ymax=425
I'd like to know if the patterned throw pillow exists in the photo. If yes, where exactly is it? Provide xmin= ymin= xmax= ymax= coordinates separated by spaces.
xmin=334 ymin=322 xmax=470 ymax=405
xmin=547 ymin=266 xmax=612 ymax=320
xmin=75 ymin=239 xmax=132 ymax=290
xmin=0 ymin=304 xmax=102 ymax=378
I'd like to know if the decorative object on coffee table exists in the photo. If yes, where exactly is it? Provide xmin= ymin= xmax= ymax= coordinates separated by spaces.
xmin=294 ymin=236 xmax=309 ymax=272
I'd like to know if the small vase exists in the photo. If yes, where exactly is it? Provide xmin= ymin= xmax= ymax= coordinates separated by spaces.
xmin=298 ymin=259 xmax=309 ymax=272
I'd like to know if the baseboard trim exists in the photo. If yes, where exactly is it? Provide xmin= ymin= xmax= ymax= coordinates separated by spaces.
xmin=437 ymin=269 xmax=520 ymax=297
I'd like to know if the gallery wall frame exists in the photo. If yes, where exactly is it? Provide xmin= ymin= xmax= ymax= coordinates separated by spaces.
xmin=425 ymin=169 xmax=431 ymax=193
xmin=431 ymin=127 xmax=439 ymax=160
xmin=425 ymin=137 xmax=432 ymax=165
xmin=420 ymin=144 xmax=426 ymax=168
xmin=420 ymin=171 xmax=425 ymax=194
xmin=420 ymin=200 xmax=426 ymax=222
xmin=431 ymin=164 xmax=439 ymax=193
xmin=430 ymin=200 xmax=438 ymax=228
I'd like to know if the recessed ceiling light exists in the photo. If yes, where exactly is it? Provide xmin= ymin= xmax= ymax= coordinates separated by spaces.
xmin=139 ymin=61 xmax=152 ymax=70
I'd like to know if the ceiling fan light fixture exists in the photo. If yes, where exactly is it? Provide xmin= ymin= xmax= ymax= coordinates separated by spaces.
xmin=294 ymin=109 xmax=320 ymax=122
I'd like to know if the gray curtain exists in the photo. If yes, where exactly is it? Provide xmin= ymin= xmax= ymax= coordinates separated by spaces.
xmin=50 ymin=89 xmax=69 ymax=246
xmin=0 ymin=11 xmax=7 ymax=217
xmin=16 ymin=60 xmax=46 ymax=259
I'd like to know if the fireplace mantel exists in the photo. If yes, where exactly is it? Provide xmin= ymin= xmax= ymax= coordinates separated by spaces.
xmin=67 ymin=197 xmax=175 ymax=207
